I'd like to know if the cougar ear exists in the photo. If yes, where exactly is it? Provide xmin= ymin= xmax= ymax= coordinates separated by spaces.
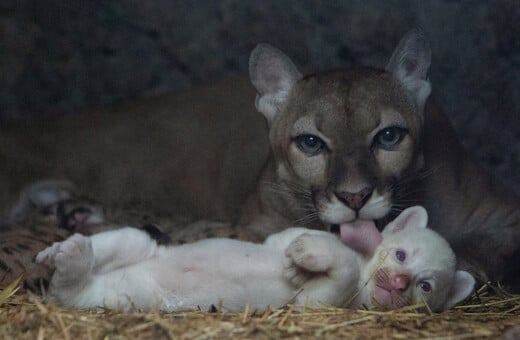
xmin=249 ymin=43 xmax=302 ymax=124
xmin=386 ymin=29 xmax=432 ymax=117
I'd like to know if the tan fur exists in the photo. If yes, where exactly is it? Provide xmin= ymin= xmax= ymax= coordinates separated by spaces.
xmin=0 ymin=76 xmax=269 ymax=222
xmin=0 ymin=33 xmax=518 ymax=291
xmin=251 ymin=69 xmax=423 ymax=230
xmin=419 ymin=101 xmax=520 ymax=285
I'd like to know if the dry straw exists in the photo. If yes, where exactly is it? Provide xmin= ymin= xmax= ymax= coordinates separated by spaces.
xmin=1 ymin=278 xmax=519 ymax=339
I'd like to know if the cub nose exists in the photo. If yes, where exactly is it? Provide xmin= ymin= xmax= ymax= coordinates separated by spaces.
xmin=335 ymin=187 xmax=373 ymax=211
xmin=391 ymin=274 xmax=410 ymax=291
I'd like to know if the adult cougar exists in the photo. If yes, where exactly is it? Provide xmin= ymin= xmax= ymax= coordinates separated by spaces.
xmin=0 ymin=31 xmax=518 ymax=291
xmin=242 ymin=30 xmax=520 ymax=290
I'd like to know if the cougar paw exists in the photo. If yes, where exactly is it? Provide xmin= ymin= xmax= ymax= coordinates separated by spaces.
xmin=55 ymin=199 xmax=105 ymax=232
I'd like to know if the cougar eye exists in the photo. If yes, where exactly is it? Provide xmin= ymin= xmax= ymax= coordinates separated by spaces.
xmin=294 ymin=134 xmax=326 ymax=156
xmin=395 ymin=249 xmax=406 ymax=262
xmin=419 ymin=280 xmax=432 ymax=292
xmin=374 ymin=126 xmax=407 ymax=150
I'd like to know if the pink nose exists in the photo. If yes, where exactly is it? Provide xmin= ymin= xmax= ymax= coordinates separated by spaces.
xmin=391 ymin=274 xmax=410 ymax=291
xmin=335 ymin=187 xmax=373 ymax=210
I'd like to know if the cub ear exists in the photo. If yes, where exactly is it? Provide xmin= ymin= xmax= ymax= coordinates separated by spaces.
xmin=249 ymin=43 xmax=302 ymax=124
xmin=386 ymin=29 xmax=432 ymax=117
xmin=385 ymin=206 xmax=428 ymax=233
xmin=443 ymin=270 xmax=475 ymax=310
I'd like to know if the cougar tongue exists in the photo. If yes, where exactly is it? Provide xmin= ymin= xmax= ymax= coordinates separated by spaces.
xmin=340 ymin=220 xmax=382 ymax=257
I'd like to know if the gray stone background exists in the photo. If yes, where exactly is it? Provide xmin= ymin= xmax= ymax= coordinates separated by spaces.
xmin=1 ymin=0 xmax=519 ymax=192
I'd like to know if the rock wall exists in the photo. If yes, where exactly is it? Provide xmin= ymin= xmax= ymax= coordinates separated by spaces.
xmin=1 ymin=0 xmax=519 ymax=191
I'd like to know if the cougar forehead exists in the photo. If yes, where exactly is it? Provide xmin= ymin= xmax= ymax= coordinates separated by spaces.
xmin=286 ymin=68 xmax=419 ymax=136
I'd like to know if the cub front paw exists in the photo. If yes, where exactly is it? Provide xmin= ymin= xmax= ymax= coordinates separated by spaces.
xmin=36 ymin=234 xmax=93 ymax=276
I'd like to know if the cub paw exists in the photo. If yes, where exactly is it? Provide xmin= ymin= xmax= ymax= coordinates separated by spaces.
xmin=286 ymin=234 xmax=336 ymax=271
xmin=283 ymin=234 xmax=337 ymax=286
xmin=36 ymin=234 xmax=94 ymax=281
xmin=35 ymin=242 xmax=63 ymax=268
xmin=283 ymin=260 xmax=312 ymax=287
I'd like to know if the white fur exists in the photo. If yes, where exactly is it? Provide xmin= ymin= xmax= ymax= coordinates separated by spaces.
xmin=358 ymin=207 xmax=475 ymax=312
xmin=37 ymin=227 xmax=359 ymax=311
xmin=36 ymin=207 xmax=475 ymax=312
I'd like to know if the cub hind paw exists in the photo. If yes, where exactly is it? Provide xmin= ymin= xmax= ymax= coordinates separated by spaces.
xmin=285 ymin=234 xmax=336 ymax=272
xmin=35 ymin=242 xmax=62 ymax=267
xmin=36 ymin=234 xmax=93 ymax=276
xmin=283 ymin=259 xmax=312 ymax=287
xmin=283 ymin=233 xmax=342 ymax=287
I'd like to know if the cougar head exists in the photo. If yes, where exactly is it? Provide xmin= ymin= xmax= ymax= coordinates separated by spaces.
xmin=249 ymin=30 xmax=432 ymax=228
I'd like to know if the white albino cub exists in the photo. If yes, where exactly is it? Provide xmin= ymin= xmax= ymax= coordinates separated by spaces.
xmin=36 ymin=206 xmax=474 ymax=312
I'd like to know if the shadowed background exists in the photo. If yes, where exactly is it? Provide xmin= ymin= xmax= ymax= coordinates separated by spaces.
xmin=1 ymin=0 xmax=519 ymax=192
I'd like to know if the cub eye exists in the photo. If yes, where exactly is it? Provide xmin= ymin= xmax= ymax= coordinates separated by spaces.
xmin=419 ymin=280 xmax=432 ymax=292
xmin=374 ymin=126 xmax=407 ymax=150
xmin=395 ymin=249 xmax=406 ymax=262
xmin=294 ymin=134 xmax=326 ymax=156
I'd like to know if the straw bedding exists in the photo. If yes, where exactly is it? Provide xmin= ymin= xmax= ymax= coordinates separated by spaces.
xmin=1 ymin=277 xmax=519 ymax=339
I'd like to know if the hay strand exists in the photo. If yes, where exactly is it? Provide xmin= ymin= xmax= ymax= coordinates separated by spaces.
xmin=1 ymin=278 xmax=519 ymax=339
xmin=0 ymin=274 xmax=22 ymax=306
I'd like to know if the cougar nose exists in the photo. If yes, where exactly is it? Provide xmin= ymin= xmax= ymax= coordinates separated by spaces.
xmin=391 ymin=274 xmax=410 ymax=291
xmin=335 ymin=187 xmax=373 ymax=210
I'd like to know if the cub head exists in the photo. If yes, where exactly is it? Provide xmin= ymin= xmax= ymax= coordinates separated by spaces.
xmin=360 ymin=206 xmax=475 ymax=312
xmin=249 ymin=30 xmax=431 ymax=227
